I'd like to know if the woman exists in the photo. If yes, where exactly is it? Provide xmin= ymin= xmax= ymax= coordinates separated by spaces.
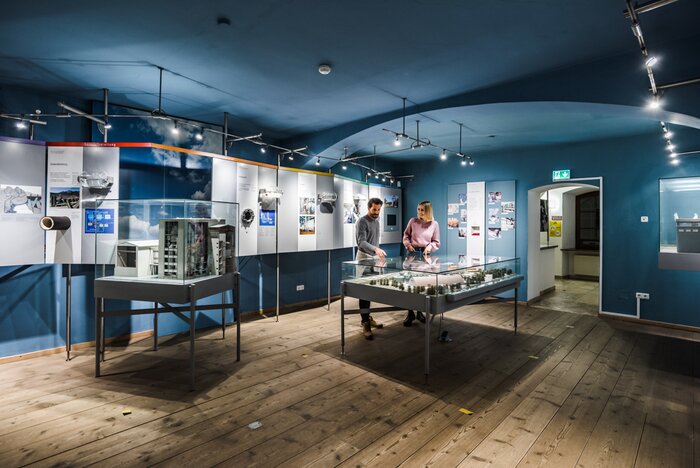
xmin=402 ymin=200 xmax=441 ymax=326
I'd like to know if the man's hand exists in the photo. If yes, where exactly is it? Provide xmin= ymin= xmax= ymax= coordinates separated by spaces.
xmin=375 ymin=247 xmax=387 ymax=259
xmin=407 ymin=245 xmax=415 ymax=253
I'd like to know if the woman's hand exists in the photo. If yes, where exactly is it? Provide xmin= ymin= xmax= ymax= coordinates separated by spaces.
xmin=424 ymin=245 xmax=432 ymax=255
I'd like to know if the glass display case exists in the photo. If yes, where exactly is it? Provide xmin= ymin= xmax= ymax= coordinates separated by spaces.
xmin=342 ymin=255 xmax=520 ymax=307
xmin=85 ymin=199 xmax=239 ymax=283
xmin=659 ymin=177 xmax=700 ymax=271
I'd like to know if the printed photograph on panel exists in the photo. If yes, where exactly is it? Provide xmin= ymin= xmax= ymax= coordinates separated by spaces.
xmin=488 ymin=208 xmax=499 ymax=224
xmin=1 ymin=185 xmax=43 ymax=214
xmin=299 ymin=197 xmax=316 ymax=215
xmin=299 ymin=215 xmax=316 ymax=235
xmin=50 ymin=187 xmax=80 ymax=209
xmin=488 ymin=191 xmax=502 ymax=204
xmin=384 ymin=194 xmax=399 ymax=208
xmin=447 ymin=217 xmax=459 ymax=229
xmin=501 ymin=201 xmax=515 ymax=214
xmin=488 ymin=227 xmax=502 ymax=240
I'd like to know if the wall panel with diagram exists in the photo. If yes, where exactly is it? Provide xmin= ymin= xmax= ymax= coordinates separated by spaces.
xmin=0 ymin=139 xmax=46 ymax=267
xmin=45 ymin=145 xmax=119 ymax=264
xmin=315 ymin=174 xmax=335 ymax=251
xmin=257 ymin=165 xmax=277 ymax=255
xmin=236 ymin=162 xmax=259 ymax=256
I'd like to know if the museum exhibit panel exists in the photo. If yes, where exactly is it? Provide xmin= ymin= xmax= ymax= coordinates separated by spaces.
xmin=90 ymin=199 xmax=241 ymax=389
xmin=340 ymin=254 xmax=522 ymax=378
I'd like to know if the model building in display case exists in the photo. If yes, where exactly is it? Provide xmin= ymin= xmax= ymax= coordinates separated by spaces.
xmin=90 ymin=199 xmax=239 ymax=282
xmin=342 ymin=255 xmax=520 ymax=303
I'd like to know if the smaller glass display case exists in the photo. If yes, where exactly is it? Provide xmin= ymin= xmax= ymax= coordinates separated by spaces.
xmin=659 ymin=177 xmax=700 ymax=271
xmin=85 ymin=199 xmax=239 ymax=283
xmin=342 ymin=255 xmax=520 ymax=306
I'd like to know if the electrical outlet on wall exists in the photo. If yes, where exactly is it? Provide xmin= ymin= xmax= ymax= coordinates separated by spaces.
xmin=296 ymin=284 xmax=305 ymax=291
xmin=640 ymin=216 xmax=649 ymax=223
xmin=635 ymin=292 xmax=650 ymax=300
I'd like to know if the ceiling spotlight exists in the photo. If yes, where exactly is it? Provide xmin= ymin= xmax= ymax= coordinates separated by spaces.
xmin=16 ymin=120 xmax=26 ymax=129
xmin=318 ymin=63 xmax=332 ymax=75
xmin=394 ymin=135 xmax=400 ymax=146
xmin=645 ymin=56 xmax=658 ymax=68
xmin=468 ymin=158 xmax=475 ymax=166
xmin=664 ymin=131 xmax=673 ymax=138
xmin=260 ymin=145 xmax=267 ymax=154
xmin=374 ymin=173 xmax=379 ymax=179
xmin=195 ymin=128 xmax=204 ymax=141
xmin=341 ymin=164 xmax=347 ymax=170
xmin=670 ymin=158 xmax=680 ymax=165
xmin=315 ymin=157 xmax=321 ymax=165
xmin=461 ymin=158 xmax=467 ymax=166
xmin=440 ymin=149 xmax=447 ymax=160
xmin=669 ymin=152 xmax=678 ymax=158
xmin=171 ymin=121 xmax=179 ymax=135
xmin=647 ymin=97 xmax=661 ymax=110
xmin=288 ymin=154 xmax=294 ymax=161
xmin=666 ymin=143 xmax=675 ymax=151
xmin=104 ymin=119 xmax=112 ymax=130
xmin=382 ymin=177 xmax=386 ymax=182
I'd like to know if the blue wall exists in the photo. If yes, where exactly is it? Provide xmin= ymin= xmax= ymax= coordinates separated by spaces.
xmin=393 ymin=127 xmax=700 ymax=327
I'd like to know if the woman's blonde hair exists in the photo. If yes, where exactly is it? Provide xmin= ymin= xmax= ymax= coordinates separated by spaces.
xmin=418 ymin=200 xmax=433 ymax=222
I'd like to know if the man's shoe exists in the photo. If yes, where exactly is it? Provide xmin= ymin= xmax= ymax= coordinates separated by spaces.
xmin=369 ymin=316 xmax=384 ymax=329
xmin=403 ymin=310 xmax=415 ymax=327
xmin=362 ymin=322 xmax=374 ymax=340
xmin=416 ymin=311 xmax=426 ymax=324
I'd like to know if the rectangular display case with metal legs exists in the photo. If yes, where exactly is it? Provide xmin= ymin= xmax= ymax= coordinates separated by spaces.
xmin=340 ymin=255 xmax=522 ymax=381
xmin=94 ymin=272 xmax=240 ymax=390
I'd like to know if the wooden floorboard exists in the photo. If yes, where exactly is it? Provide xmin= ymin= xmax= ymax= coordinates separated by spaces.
xmin=0 ymin=300 xmax=698 ymax=467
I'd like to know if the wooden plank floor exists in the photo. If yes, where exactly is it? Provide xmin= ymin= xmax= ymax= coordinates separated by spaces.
xmin=0 ymin=299 xmax=698 ymax=467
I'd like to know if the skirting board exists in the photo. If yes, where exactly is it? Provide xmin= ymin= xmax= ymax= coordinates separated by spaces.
xmin=0 ymin=329 xmax=154 ymax=365
xmin=599 ymin=311 xmax=700 ymax=335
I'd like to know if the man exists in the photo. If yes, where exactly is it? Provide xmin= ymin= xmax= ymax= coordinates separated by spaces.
xmin=355 ymin=197 xmax=387 ymax=340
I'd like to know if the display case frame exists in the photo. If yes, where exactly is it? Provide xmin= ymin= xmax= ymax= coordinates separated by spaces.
xmin=659 ymin=176 xmax=700 ymax=271
xmin=87 ymin=199 xmax=241 ymax=390
xmin=340 ymin=255 xmax=523 ymax=380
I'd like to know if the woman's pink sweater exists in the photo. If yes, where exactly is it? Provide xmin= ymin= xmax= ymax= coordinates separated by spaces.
xmin=403 ymin=218 xmax=441 ymax=251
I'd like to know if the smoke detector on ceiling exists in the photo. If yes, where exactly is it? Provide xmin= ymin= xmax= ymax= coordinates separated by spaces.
xmin=318 ymin=64 xmax=332 ymax=75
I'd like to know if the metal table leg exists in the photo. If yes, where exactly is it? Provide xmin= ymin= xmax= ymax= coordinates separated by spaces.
xmin=235 ymin=272 xmax=240 ymax=362
xmin=340 ymin=286 xmax=346 ymax=357
xmin=221 ymin=291 xmax=226 ymax=339
xmin=189 ymin=284 xmax=196 ymax=391
xmin=514 ymin=287 xmax=518 ymax=335
xmin=153 ymin=302 xmax=158 ymax=351
xmin=95 ymin=296 xmax=102 ymax=377
xmin=66 ymin=264 xmax=72 ymax=361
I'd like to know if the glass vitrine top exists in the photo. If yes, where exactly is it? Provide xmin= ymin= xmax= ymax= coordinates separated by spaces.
xmin=347 ymin=254 xmax=516 ymax=275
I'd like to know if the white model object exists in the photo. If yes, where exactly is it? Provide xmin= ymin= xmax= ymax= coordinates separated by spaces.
xmin=115 ymin=240 xmax=158 ymax=277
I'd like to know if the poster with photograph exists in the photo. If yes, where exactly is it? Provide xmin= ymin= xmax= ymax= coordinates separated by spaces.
xmin=447 ymin=217 xmax=459 ymax=229
xmin=460 ymin=209 xmax=468 ymax=222
xmin=540 ymin=199 xmax=549 ymax=232
xmin=343 ymin=203 xmax=356 ymax=224
xmin=488 ymin=227 xmax=502 ymax=240
xmin=1 ymin=185 xmax=42 ymax=214
xmin=260 ymin=209 xmax=276 ymax=226
xmin=299 ymin=197 xmax=316 ymax=215
xmin=488 ymin=191 xmax=502 ymax=204
xmin=458 ymin=193 xmax=467 ymax=204
xmin=488 ymin=208 xmax=499 ymax=224
xmin=384 ymin=194 xmax=399 ymax=208
xmin=501 ymin=201 xmax=515 ymax=214
xmin=49 ymin=187 xmax=80 ymax=209
xmin=470 ymin=225 xmax=480 ymax=237
xmin=501 ymin=217 xmax=515 ymax=230
xmin=447 ymin=203 xmax=459 ymax=215
xmin=458 ymin=227 xmax=467 ymax=238
xmin=299 ymin=215 xmax=315 ymax=235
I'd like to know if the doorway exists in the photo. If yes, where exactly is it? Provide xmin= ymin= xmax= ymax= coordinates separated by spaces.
xmin=526 ymin=179 xmax=602 ymax=315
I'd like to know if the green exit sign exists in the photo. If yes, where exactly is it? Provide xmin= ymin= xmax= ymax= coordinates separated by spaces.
xmin=552 ymin=169 xmax=571 ymax=181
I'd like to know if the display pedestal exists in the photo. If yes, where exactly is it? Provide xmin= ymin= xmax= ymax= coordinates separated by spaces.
xmin=340 ymin=275 xmax=523 ymax=382
xmin=94 ymin=272 xmax=240 ymax=390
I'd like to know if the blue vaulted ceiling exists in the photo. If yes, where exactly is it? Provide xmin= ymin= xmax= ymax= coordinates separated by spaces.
xmin=1 ymin=0 xmax=699 ymax=164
